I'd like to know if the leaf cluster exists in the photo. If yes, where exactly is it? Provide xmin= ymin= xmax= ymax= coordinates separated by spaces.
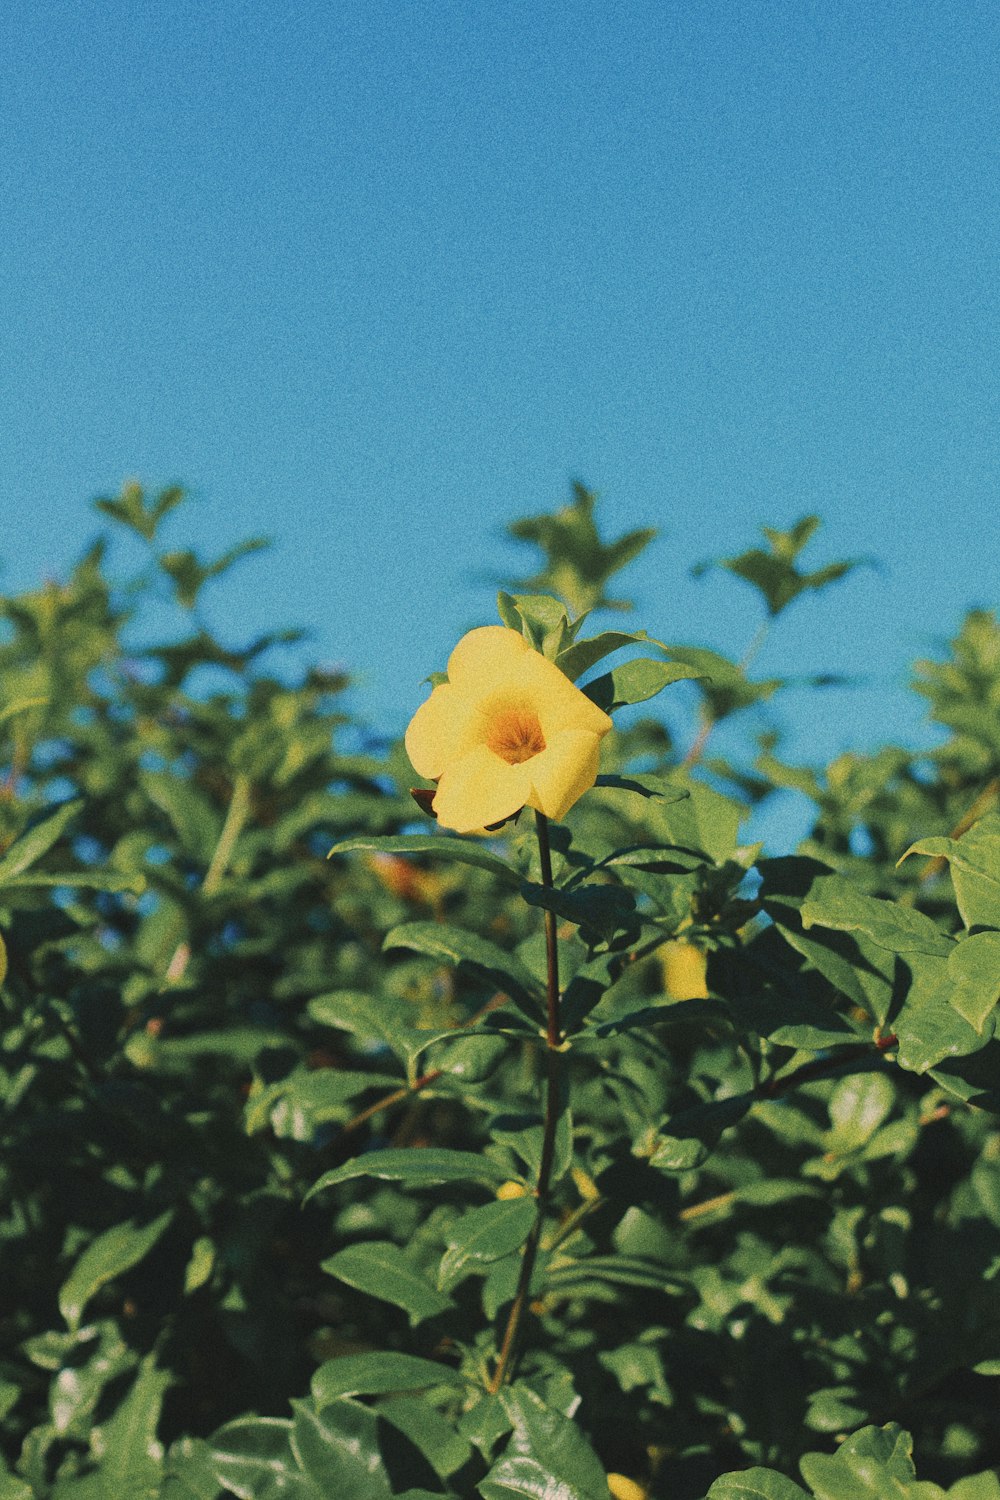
xmin=0 ymin=483 xmax=998 ymax=1499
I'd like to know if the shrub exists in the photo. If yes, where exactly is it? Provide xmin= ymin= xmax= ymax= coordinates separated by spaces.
xmin=1 ymin=482 xmax=998 ymax=1498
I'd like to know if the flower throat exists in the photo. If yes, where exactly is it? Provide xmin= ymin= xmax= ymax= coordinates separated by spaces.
xmin=485 ymin=702 xmax=547 ymax=765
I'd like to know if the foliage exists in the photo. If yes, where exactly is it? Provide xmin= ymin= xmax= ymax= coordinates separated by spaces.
xmin=1 ymin=482 xmax=998 ymax=1498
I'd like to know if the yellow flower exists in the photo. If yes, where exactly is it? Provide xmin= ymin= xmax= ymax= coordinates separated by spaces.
xmin=406 ymin=626 xmax=612 ymax=835
xmin=607 ymin=1476 xmax=648 ymax=1500
xmin=659 ymin=939 xmax=709 ymax=1000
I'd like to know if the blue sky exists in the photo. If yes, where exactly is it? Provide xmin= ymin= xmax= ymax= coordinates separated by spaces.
xmin=1 ymin=0 xmax=997 ymax=842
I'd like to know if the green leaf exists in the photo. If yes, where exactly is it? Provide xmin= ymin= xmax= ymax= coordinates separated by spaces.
xmin=694 ymin=516 xmax=869 ymax=617
xmin=139 ymin=772 xmax=223 ymax=863
xmin=707 ymin=1469 xmax=810 ymax=1499
xmin=307 ymin=988 xmax=453 ymax=1071
xmin=319 ymin=1243 xmax=454 ymax=1327
xmin=307 ymin=1147 xmax=509 ymax=1200
xmin=593 ymin=773 xmax=689 ymax=801
xmin=59 ymin=1212 xmax=173 ymax=1332
xmin=210 ymin=1418 xmax=311 ymax=1500
xmin=290 ymin=1400 xmax=393 ymax=1499
xmin=657 ymin=645 xmax=782 ymax=719
xmin=0 ymin=1476 xmax=33 ymax=1500
xmin=311 ymin=1352 xmax=463 ymax=1404
xmin=949 ymin=1475 xmax=1000 ymax=1500
xmin=183 ymin=1237 xmax=216 ymax=1295
xmin=479 ymin=1455 xmax=593 ymax=1500
xmin=492 ymin=593 xmax=580 ymax=660
xmin=161 ymin=539 xmax=269 ymax=609
xmin=759 ymin=857 xmax=897 ymax=1024
xmin=521 ymin=879 xmax=637 ymax=944
xmin=581 ymin=996 xmax=729 ymax=1040
xmin=95 ymin=481 xmax=164 ymax=541
xmin=546 ymin=1253 xmax=688 ymax=1297
xmin=438 ymin=1197 xmax=537 ymax=1291
xmin=649 ymin=775 xmax=746 ymax=864
xmin=582 ymin=656 xmax=704 ymax=712
xmin=899 ymin=813 xmax=1000 ymax=929
xmin=484 ymin=1386 xmax=608 ymax=1500
xmin=0 ymin=799 xmax=82 ymax=885
xmin=826 ymin=1072 xmax=895 ymax=1152
xmin=384 ymin=922 xmax=541 ymax=1006
xmin=505 ymin=481 xmax=656 ymax=614
xmin=894 ymin=956 xmax=990 ymax=1072
xmin=328 ymin=834 xmax=521 ymax=886
xmin=378 ymin=1394 xmax=473 ymax=1480
xmin=0 ymin=869 xmax=146 ymax=894
xmin=947 ymin=931 xmax=1000 ymax=1032
xmin=800 ymin=875 xmax=953 ymax=958
xmin=556 ymin=629 xmax=670 ymax=682
xmin=86 ymin=1355 xmax=171 ymax=1499
xmin=799 ymin=1423 xmax=919 ymax=1500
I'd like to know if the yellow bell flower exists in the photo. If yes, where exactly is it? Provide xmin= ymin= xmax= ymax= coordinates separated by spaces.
xmin=406 ymin=626 xmax=612 ymax=835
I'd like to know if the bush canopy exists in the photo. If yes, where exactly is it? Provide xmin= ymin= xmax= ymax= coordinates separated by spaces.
xmin=2 ymin=482 xmax=999 ymax=1499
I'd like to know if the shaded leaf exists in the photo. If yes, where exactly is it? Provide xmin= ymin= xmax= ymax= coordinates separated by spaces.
xmin=329 ymin=834 xmax=521 ymax=886
xmin=59 ymin=1212 xmax=173 ymax=1332
xmin=319 ymin=1243 xmax=454 ymax=1327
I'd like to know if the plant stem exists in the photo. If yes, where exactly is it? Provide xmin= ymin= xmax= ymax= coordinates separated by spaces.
xmin=203 ymin=773 xmax=252 ymax=897
xmin=488 ymin=810 xmax=563 ymax=1393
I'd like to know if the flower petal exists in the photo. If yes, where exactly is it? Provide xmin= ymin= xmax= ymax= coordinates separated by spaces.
xmin=514 ymin=652 xmax=613 ymax=739
xmin=432 ymin=744 xmax=532 ymax=834
xmin=405 ymin=683 xmax=480 ymax=779
xmin=447 ymin=626 xmax=531 ymax=688
xmin=526 ymin=729 xmax=603 ymax=821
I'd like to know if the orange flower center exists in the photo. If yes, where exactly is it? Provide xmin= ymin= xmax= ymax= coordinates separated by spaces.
xmin=483 ymin=698 xmax=547 ymax=765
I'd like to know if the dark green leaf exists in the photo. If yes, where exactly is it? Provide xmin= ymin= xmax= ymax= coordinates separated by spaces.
xmin=59 ymin=1212 xmax=173 ymax=1332
xmin=490 ymin=1386 xmax=609 ymax=1500
xmin=307 ymin=1148 xmax=509 ymax=1199
xmin=521 ymin=879 xmax=637 ymax=944
xmin=592 ymin=773 xmax=689 ymax=801
xmin=320 ymin=1243 xmax=454 ymax=1326
xmin=708 ymin=1469 xmax=810 ymax=1499
xmin=438 ymin=1197 xmax=537 ymax=1291
xmin=290 ymin=1400 xmax=393 ymax=1499
xmin=328 ymin=834 xmax=521 ymax=886
xmin=311 ymin=1353 xmax=463 ymax=1404
xmin=84 ymin=1356 xmax=171 ymax=1499
xmin=581 ymin=657 xmax=703 ymax=712
xmin=556 ymin=629 xmax=670 ymax=682
xmin=210 ymin=1418 xmax=312 ymax=1500
xmin=384 ymin=922 xmax=541 ymax=1006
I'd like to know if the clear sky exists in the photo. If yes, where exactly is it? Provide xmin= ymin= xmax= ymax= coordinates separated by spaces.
xmin=2 ymin=0 xmax=998 ymax=843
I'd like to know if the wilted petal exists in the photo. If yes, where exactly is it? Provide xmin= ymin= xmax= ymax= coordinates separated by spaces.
xmin=433 ymin=744 xmax=533 ymax=834
xmin=527 ymin=729 xmax=603 ymax=822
